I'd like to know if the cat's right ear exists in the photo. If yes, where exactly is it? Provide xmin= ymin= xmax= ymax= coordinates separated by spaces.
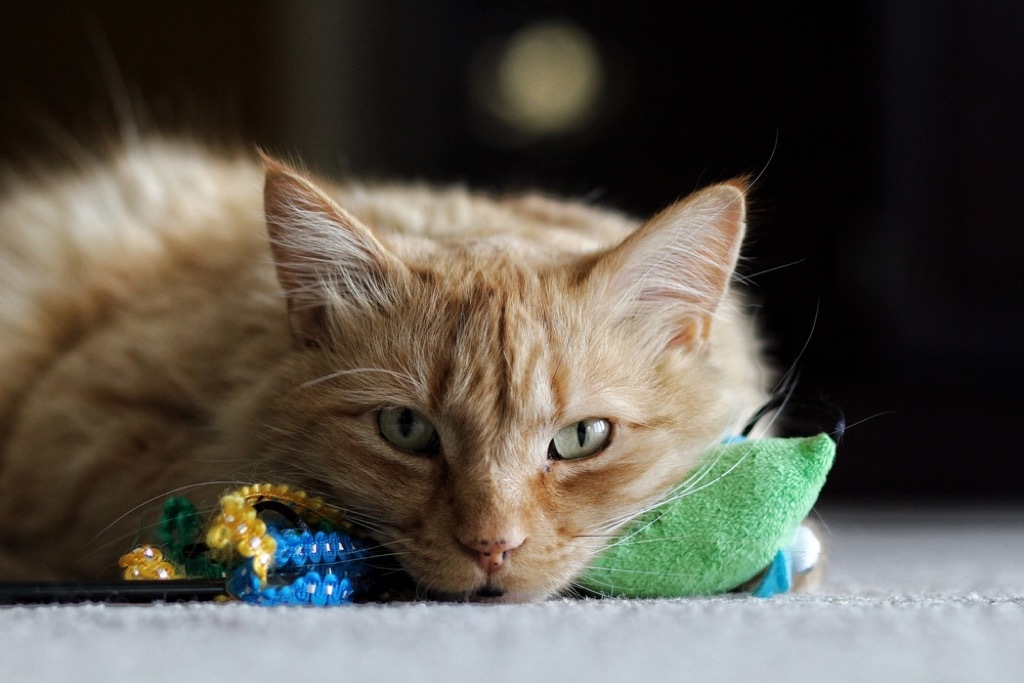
xmin=261 ymin=152 xmax=404 ymax=347
xmin=588 ymin=181 xmax=747 ymax=352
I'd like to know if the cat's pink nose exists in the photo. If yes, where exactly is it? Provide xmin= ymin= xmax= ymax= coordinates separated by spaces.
xmin=460 ymin=533 xmax=526 ymax=574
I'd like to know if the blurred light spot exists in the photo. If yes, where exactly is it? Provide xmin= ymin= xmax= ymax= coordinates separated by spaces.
xmin=470 ymin=19 xmax=605 ymax=145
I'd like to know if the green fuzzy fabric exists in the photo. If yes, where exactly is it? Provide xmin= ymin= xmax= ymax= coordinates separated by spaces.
xmin=578 ymin=434 xmax=836 ymax=597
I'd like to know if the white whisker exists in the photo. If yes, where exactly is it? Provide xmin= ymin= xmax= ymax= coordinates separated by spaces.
xmin=87 ymin=480 xmax=245 ymax=548
xmin=299 ymin=367 xmax=422 ymax=391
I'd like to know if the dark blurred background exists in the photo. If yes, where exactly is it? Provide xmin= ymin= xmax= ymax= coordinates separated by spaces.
xmin=2 ymin=1 xmax=1021 ymax=502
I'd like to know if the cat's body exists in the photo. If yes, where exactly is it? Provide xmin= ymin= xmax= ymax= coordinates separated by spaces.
xmin=0 ymin=138 xmax=770 ymax=601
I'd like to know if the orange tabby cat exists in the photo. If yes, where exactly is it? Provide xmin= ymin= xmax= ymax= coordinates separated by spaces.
xmin=0 ymin=138 xmax=769 ymax=601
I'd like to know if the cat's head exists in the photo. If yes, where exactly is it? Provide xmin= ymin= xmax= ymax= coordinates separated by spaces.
xmin=250 ymin=157 xmax=755 ymax=602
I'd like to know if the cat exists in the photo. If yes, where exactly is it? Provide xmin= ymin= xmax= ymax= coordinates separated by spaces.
xmin=0 ymin=137 xmax=771 ymax=602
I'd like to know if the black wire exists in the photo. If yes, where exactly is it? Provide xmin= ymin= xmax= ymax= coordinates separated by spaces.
xmin=741 ymin=394 xmax=846 ymax=443
xmin=252 ymin=500 xmax=310 ymax=532
xmin=0 ymin=579 xmax=225 ymax=605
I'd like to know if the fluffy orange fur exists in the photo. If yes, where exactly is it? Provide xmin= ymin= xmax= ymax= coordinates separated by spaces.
xmin=0 ymin=138 xmax=769 ymax=601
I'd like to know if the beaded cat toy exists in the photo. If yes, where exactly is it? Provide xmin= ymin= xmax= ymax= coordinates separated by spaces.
xmin=118 ymin=483 xmax=401 ymax=606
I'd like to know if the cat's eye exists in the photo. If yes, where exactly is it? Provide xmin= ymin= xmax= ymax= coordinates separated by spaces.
xmin=549 ymin=418 xmax=613 ymax=461
xmin=378 ymin=407 xmax=440 ymax=454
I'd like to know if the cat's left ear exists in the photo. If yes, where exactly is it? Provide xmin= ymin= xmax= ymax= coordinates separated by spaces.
xmin=261 ymin=152 xmax=406 ymax=346
xmin=590 ymin=181 xmax=747 ymax=350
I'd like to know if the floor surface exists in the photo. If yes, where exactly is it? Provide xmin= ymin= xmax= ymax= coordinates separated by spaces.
xmin=1 ymin=506 xmax=1021 ymax=682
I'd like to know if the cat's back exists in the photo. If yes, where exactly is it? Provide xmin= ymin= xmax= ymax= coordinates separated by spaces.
xmin=0 ymin=139 xmax=269 ymax=307
xmin=0 ymin=140 xmax=269 ymax=424
xmin=0 ymin=137 xmax=634 ymax=293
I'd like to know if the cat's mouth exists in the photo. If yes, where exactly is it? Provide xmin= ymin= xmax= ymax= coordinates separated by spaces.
xmin=423 ymin=580 xmax=529 ymax=603
xmin=462 ymin=581 xmax=554 ymax=603
xmin=388 ymin=532 xmax=570 ymax=603
xmin=472 ymin=585 xmax=507 ymax=601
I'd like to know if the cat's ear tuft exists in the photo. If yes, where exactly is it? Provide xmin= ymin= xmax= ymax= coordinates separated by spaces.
xmin=261 ymin=152 xmax=403 ymax=347
xmin=591 ymin=181 xmax=747 ymax=350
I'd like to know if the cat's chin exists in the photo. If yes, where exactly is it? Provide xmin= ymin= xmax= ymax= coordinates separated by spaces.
xmin=412 ymin=575 xmax=562 ymax=604
xmin=402 ymin=564 xmax=576 ymax=604
xmin=445 ymin=586 xmax=553 ymax=604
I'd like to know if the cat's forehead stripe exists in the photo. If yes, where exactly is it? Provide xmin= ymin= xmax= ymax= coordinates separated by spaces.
xmin=426 ymin=270 xmax=557 ymax=430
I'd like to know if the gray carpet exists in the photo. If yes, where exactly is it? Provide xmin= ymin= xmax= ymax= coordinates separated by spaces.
xmin=2 ymin=506 xmax=1021 ymax=682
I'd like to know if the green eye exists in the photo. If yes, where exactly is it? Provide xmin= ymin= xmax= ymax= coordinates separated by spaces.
xmin=378 ymin=407 xmax=440 ymax=454
xmin=549 ymin=418 xmax=612 ymax=461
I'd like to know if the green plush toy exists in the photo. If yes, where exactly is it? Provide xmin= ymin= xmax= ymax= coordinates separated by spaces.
xmin=578 ymin=434 xmax=836 ymax=598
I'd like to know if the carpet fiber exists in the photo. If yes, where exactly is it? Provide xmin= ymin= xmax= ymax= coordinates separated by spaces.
xmin=2 ymin=507 xmax=1021 ymax=682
